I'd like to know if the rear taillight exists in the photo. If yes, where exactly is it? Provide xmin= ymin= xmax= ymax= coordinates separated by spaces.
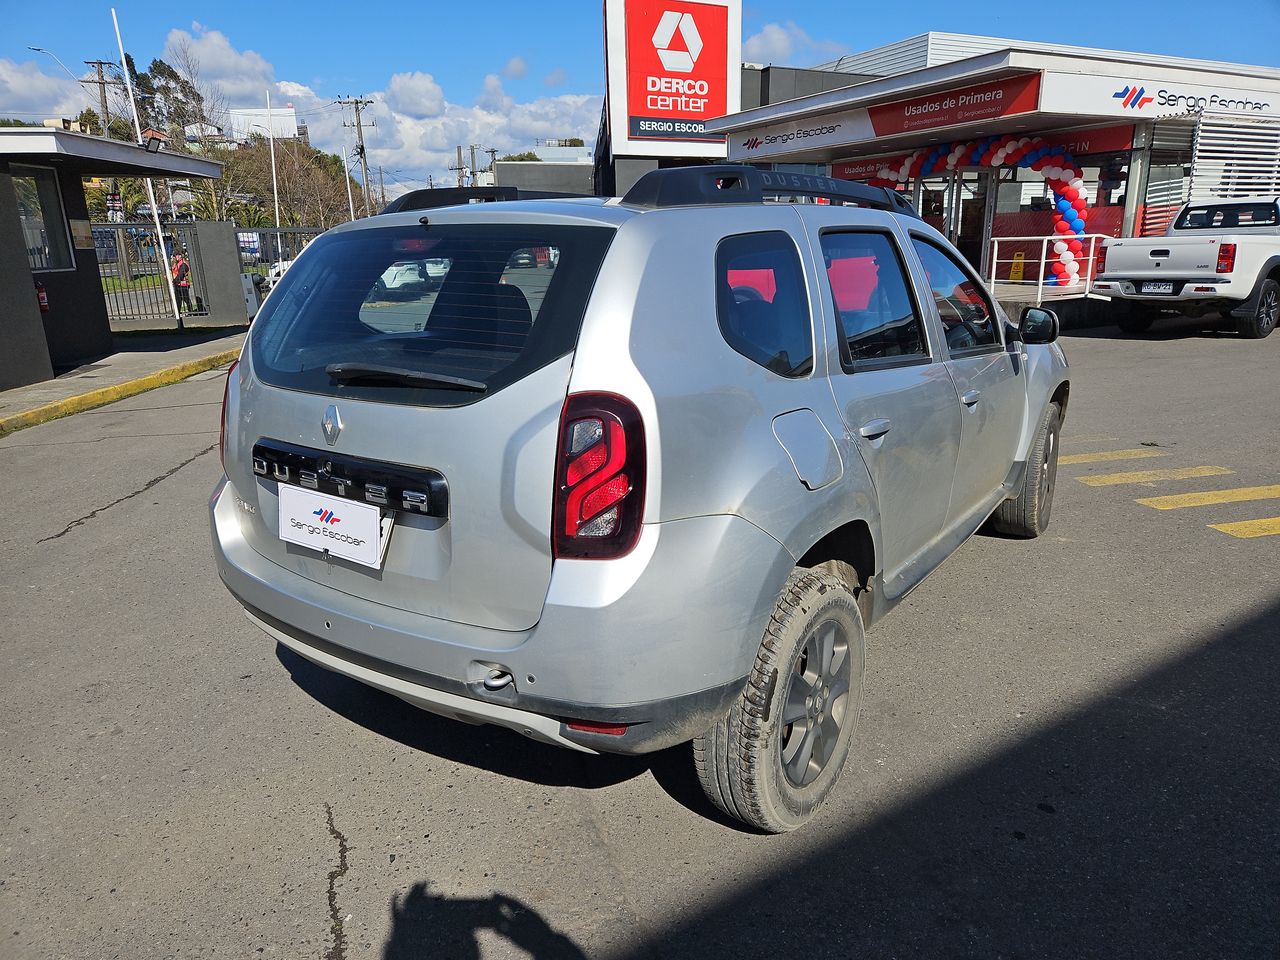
xmin=553 ymin=392 xmax=646 ymax=560
xmin=219 ymin=359 xmax=238 ymax=472
xmin=1216 ymin=243 xmax=1236 ymax=273
xmin=1095 ymin=243 xmax=1107 ymax=275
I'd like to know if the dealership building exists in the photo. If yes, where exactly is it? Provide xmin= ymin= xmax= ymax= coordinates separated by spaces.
xmin=595 ymin=7 xmax=1280 ymax=281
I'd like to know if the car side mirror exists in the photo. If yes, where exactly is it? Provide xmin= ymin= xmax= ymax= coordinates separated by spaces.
xmin=1020 ymin=306 xmax=1059 ymax=344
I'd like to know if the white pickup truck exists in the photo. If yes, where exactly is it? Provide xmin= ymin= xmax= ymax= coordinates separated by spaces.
xmin=1091 ymin=196 xmax=1280 ymax=338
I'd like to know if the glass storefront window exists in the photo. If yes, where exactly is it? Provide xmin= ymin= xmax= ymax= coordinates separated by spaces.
xmin=12 ymin=164 xmax=74 ymax=271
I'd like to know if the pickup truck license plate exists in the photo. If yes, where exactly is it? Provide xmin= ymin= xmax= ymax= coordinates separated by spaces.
xmin=278 ymin=485 xmax=392 ymax=569
xmin=1141 ymin=281 xmax=1174 ymax=294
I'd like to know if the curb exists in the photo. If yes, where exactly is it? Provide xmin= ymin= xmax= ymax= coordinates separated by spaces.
xmin=0 ymin=348 xmax=240 ymax=439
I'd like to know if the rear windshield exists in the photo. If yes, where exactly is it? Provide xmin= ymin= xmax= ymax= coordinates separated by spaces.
xmin=1174 ymin=202 xmax=1278 ymax=230
xmin=250 ymin=222 xmax=614 ymax=406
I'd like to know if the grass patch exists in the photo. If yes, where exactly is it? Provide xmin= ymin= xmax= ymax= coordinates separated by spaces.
xmin=102 ymin=273 xmax=166 ymax=293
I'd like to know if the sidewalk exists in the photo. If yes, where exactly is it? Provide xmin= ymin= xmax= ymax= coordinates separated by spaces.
xmin=0 ymin=328 xmax=246 ymax=438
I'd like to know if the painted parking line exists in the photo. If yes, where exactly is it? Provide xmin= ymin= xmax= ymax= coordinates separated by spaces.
xmin=1136 ymin=484 xmax=1280 ymax=510
xmin=1060 ymin=448 xmax=1168 ymax=466
xmin=1076 ymin=465 xmax=1234 ymax=487
xmin=1209 ymin=517 xmax=1280 ymax=539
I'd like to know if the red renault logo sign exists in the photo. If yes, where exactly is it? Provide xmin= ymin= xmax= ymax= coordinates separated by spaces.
xmin=624 ymin=0 xmax=728 ymax=142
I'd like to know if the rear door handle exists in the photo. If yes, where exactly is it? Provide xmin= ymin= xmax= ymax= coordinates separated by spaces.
xmin=858 ymin=418 xmax=892 ymax=440
xmin=960 ymin=389 xmax=981 ymax=407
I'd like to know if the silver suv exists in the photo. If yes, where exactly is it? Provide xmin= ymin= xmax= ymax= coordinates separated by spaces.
xmin=211 ymin=166 xmax=1070 ymax=832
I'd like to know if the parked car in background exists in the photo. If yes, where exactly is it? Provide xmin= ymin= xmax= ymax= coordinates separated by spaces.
xmin=1092 ymin=196 xmax=1280 ymax=338
xmin=212 ymin=166 xmax=1070 ymax=832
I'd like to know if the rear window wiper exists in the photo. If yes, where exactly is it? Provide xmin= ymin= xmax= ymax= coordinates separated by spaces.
xmin=325 ymin=363 xmax=487 ymax=392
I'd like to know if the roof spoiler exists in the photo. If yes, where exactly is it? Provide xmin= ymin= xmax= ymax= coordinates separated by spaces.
xmin=380 ymin=186 xmax=591 ymax=214
xmin=621 ymin=164 xmax=920 ymax=218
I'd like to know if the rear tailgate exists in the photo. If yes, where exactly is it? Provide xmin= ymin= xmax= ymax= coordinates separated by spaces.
xmin=1102 ymin=236 xmax=1227 ymax=291
xmin=228 ymin=219 xmax=613 ymax=632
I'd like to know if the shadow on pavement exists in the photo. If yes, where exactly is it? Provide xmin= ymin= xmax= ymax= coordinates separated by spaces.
xmin=276 ymin=645 xmax=654 ymax=791
xmin=382 ymin=884 xmax=587 ymax=960
xmin=1062 ymin=312 xmax=1237 ymax=341
xmin=109 ymin=326 xmax=248 ymax=353
xmin=614 ymin=599 xmax=1280 ymax=959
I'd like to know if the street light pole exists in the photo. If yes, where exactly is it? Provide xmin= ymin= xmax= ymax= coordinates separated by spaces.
xmin=264 ymin=89 xmax=282 ymax=263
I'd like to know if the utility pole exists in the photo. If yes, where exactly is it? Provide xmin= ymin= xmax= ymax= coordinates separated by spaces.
xmin=450 ymin=145 xmax=466 ymax=187
xmin=84 ymin=59 xmax=124 ymax=222
xmin=378 ymin=165 xmax=386 ymax=208
xmin=469 ymin=144 xmax=481 ymax=186
xmin=338 ymin=96 xmax=375 ymax=216
xmin=486 ymin=148 xmax=498 ymax=177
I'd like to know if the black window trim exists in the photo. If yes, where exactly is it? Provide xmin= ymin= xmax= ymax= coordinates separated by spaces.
xmin=907 ymin=232 xmax=1005 ymax=358
xmin=714 ymin=228 xmax=816 ymax=380
xmin=818 ymin=226 xmax=933 ymax=375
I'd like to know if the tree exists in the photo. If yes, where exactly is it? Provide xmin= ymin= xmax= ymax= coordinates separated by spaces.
xmin=0 ymin=118 xmax=37 ymax=127
xmin=499 ymin=151 xmax=541 ymax=162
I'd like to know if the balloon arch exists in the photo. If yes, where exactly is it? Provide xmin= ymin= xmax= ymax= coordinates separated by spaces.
xmin=869 ymin=135 xmax=1091 ymax=287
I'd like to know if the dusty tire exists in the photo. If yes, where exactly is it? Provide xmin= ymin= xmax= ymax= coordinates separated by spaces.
xmin=989 ymin=401 xmax=1061 ymax=538
xmin=694 ymin=570 xmax=865 ymax=833
xmin=1238 ymin=279 xmax=1278 ymax=339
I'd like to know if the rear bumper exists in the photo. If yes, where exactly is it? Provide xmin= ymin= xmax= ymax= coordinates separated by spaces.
xmin=1091 ymin=277 xmax=1240 ymax=302
xmin=210 ymin=478 xmax=792 ymax=754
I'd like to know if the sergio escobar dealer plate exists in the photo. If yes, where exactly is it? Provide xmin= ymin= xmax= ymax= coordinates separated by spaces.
xmin=278 ymin=484 xmax=393 ymax=568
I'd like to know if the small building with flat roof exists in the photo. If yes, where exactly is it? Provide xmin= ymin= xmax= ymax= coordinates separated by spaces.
xmin=0 ymin=127 xmax=222 ymax=389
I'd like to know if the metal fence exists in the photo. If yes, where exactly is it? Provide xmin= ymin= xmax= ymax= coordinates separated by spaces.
xmin=92 ymin=222 xmax=211 ymax=327
xmin=236 ymin=227 xmax=323 ymax=279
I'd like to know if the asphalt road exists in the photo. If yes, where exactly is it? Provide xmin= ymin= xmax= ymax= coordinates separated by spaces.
xmin=2 ymin=316 xmax=1277 ymax=960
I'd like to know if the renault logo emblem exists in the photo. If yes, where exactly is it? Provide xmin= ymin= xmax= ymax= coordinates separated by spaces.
xmin=322 ymin=405 xmax=343 ymax=446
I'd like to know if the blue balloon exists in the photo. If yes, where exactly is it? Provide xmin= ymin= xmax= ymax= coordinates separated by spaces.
xmin=1071 ymin=218 xmax=1086 ymax=232
xmin=1057 ymin=199 xmax=1073 ymax=214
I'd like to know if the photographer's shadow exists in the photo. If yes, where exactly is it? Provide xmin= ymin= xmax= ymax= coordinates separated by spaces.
xmin=383 ymin=882 xmax=587 ymax=960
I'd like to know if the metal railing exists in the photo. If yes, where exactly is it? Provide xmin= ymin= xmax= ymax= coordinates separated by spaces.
xmin=987 ymin=234 xmax=1113 ymax=304
xmin=236 ymin=227 xmax=322 ymax=279
xmin=92 ymin=222 xmax=210 ymax=328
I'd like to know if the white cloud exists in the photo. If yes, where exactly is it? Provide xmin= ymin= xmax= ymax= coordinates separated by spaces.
xmin=502 ymin=56 xmax=528 ymax=80
xmin=743 ymin=21 xmax=847 ymax=65
xmin=163 ymin=27 xmax=275 ymax=104
xmin=0 ymin=58 xmax=91 ymax=119
xmin=477 ymin=74 xmax=513 ymax=112
xmin=544 ymin=67 xmax=568 ymax=87
xmin=385 ymin=72 xmax=445 ymax=118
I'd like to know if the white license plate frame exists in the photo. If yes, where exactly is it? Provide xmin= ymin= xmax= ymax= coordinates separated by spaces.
xmin=277 ymin=485 xmax=393 ymax=569
xmin=1141 ymin=281 xmax=1174 ymax=294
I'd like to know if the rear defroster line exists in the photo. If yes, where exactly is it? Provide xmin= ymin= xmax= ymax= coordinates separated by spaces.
xmin=38 ymin=441 xmax=218 ymax=543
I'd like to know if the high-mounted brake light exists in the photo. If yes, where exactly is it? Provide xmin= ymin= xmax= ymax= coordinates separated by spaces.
xmin=219 ymin=359 xmax=239 ymax=472
xmin=1216 ymin=243 xmax=1237 ymax=274
xmin=1095 ymin=244 xmax=1107 ymax=276
xmin=553 ymin=392 xmax=646 ymax=560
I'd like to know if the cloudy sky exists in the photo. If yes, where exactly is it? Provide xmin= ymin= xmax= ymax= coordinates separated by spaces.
xmin=2 ymin=1 xmax=1275 ymax=196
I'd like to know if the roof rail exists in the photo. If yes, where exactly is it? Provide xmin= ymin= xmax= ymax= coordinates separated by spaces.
xmin=380 ymin=186 xmax=590 ymax=214
xmin=621 ymin=164 xmax=920 ymax=218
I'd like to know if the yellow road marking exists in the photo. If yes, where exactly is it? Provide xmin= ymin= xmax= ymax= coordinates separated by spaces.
xmin=1060 ymin=448 xmax=1168 ymax=465
xmin=1077 ymin=466 xmax=1234 ymax=487
xmin=1065 ymin=435 xmax=1119 ymax=444
xmin=1136 ymin=484 xmax=1280 ymax=510
xmin=1209 ymin=517 xmax=1280 ymax=539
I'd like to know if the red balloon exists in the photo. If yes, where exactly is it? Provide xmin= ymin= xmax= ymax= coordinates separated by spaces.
xmin=1076 ymin=207 xmax=1089 ymax=220
xmin=1068 ymin=239 xmax=1084 ymax=253
xmin=1063 ymin=188 xmax=1079 ymax=202
xmin=1072 ymin=198 xmax=1087 ymax=211
xmin=1051 ymin=261 xmax=1066 ymax=274
xmin=1055 ymin=221 xmax=1072 ymax=234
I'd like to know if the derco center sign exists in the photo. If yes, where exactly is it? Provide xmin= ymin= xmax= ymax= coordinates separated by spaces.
xmin=605 ymin=0 xmax=742 ymax=157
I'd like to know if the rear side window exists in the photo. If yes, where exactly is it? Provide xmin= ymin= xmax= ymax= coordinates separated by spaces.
xmin=250 ymin=224 xmax=613 ymax=407
xmin=1175 ymin=203 xmax=1278 ymax=229
xmin=716 ymin=231 xmax=813 ymax=377
xmin=910 ymin=237 xmax=999 ymax=353
xmin=820 ymin=231 xmax=927 ymax=366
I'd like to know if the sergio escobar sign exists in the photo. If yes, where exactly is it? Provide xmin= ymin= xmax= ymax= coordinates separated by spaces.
xmin=605 ymin=0 xmax=742 ymax=157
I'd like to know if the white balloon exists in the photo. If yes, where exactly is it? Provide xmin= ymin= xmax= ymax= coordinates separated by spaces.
xmin=1066 ymin=261 xmax=1080 ymax=275
xmin=1059 ymin=251 xmax=1075 ymax=263
xmin=1063 ymin=274 xmax=1080 ymax=285
xmin=1019 ymin=137 xmax=1031 ymax=147
xmin=1052 ymin=241 xmax=1068 ymax=254
xmin=1070 ymin=177 xmax=1085 ymax=189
